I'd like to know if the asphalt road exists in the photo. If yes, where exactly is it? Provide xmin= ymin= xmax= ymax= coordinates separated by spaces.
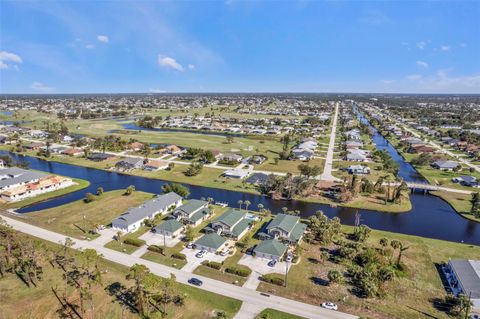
xmin=321 ymin=102 xmax=341 ymax=182
xmin=3 ymin=215 xmax=358 ymax=319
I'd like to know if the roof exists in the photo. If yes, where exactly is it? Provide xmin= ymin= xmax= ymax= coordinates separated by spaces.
xmin=213 ymin=209 xmax=246 ymax=228
xmin=112 ymin=192 xmax=182 ymax=227
xmin=154 ymin=219 xmax=183 ymax=233
xmin=449 ymin=259 xmax=480 ymax=299
xmin=245 ymin=173 xmax=269 ymax=185
xmin=267 ymin=214 xmax=300 ymax=234
xmin=289 ymin=222 xmax=307 ymax=241
xmin=254 ymin=239 xmax=288 ymax=257
xmin=230 ymin=219 xmax=250 ymax=237
xmin=0 ymin=168 xmax=48 ymax=189
xmin=433 ymin=160 xmax=459 ymax=169
xmin=189 ymin=208 xmax=210 ymax=223
xmin=174 ymin=199 xmax=208 ymax=216
xmin=194 ymin=233 xmax=227 ymax=250
xmin=116 ymin=157 xmax=144 ymax=165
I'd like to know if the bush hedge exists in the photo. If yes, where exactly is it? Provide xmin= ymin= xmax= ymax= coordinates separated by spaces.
xmin=171 ymin=253 xmax=186 ymax=260
xmin=147 ymin=245 xmax=164 ymax=254
xmin=225 ymin=266 xmax=252 ymax=277
xmin=202 ymin=261 xmax=222 ymax=270
xmin=123 ymin=238 xmax=145 ymax=247
xmin=260 ymin=274 xmax=285 ymax=286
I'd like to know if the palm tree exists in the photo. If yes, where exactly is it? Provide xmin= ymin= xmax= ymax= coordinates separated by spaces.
xmin=237 ymin=200 xmax=243 ymax=210
xmin=327 ymin=269 xmax=342 ymax=284
xmin=257 ymin=203 xmax=264 ymax=213
xmin=390 ymin=239 xmax=400 ymax=262
xmin=396 ymin=241 xmax=409 ymax=266
xmin=379 ymin=238 xmax=389 ymax=255
xmin=244 ymin=200 xmax=251 ymax=212
xmin=126 ymin=264 xmax=150 ymax=317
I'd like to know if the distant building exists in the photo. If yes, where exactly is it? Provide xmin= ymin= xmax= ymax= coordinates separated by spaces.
xmin=446 ymin=259 xmax=480 ymax=312
xmin=431 ymin=160 xmax=459 ymax=171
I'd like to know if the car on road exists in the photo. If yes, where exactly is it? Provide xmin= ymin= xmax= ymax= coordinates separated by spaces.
xmin=188 ymin=278 xmax=203 ymax=286
xmin=195 ymin=250 xmax=207 ymax=258
xmin=321 ymin=302 xmax=338 ymax=311
xmin=268 ymin=259 xmax=277 ymax=267
xmin=286 ymin=254 xmax=293 ymax=262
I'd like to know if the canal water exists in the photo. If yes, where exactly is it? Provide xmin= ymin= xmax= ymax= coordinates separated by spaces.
xmin=3 ymin=151 xmax=478 ymax=245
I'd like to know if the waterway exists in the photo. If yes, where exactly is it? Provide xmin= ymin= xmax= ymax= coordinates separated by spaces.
xmin=3 ymin=150 xmax=477 ymax=245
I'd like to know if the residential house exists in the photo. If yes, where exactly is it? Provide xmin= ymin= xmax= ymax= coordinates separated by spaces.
xmin=223 ymin=168 xmax=250 ymax=179
xmin=258 ymin=213 xmax=307 ymax=244
xmin=115 ymin=157 xmax=144 ymax=170
xmin=346 ymin=165 xmax=371 ymax=175
xmin=61 ymin=148 xmax=84 ymax=156
xmin=1 ymin=175 xmax=73 ymax=202
xmin=88 ymin=152 xmax=115 ymax=161
xmin=194 ymin=233 xmax=228 ymax=253
xmin=111 ymin=192 xmax=183 ymax=233
xmin=254 ymin=239 xmax=288 ymax=261
xmin=153 ymin=219 xmax=184 ymax=238
xmin=209 ymin=209 xmax=250 ymax=240
xmin=432 ymin=160 xmax=460 ymax=171
xmin=452 ymin=175 xmax=478 ymax=187
xmin=129 ymin=142 xmax=144 ymax=151
xmin=172 ymin=199 xmax=210 ymax=227
xmin=143 ymin=160 xmax=169 ymax=171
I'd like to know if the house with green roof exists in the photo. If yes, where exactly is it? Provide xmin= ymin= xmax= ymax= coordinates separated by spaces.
xmin=209 ymin=209 xmax=251 ymax=240
xmin=172 ymin=199 xmax=210 ymax=226
xmin=194 ymin=233 xmax=228 ymax=253
xmin=259 ymin=213 xmax=307 ymax=244
xmin=153 ymin=219 xmax=184 ymax=238
xmin=254 ymin=239 xmax=288 ymax=261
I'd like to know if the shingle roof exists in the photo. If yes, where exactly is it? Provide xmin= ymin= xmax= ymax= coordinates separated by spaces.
xmin=174 ymin=199 xmax=208 ymax=216
xmin=254 ymin=239 xmax=287 ymax=257
xmin=0 ymin=168 xmax=48 ymax=189
xmin=450 ymin=259 xmax=480 ymax=299
xmin=231 ymin=219 xmax=250 ymax=237
xmin=154 ymin=219 xmax=183 ymax=233
xmin=267 ymin=214 xmax=300 ymax=234
xmin=194 ymin=233 xmax=227 ymax=250
xmin=214 ymin=209 xmax=246 ymax=228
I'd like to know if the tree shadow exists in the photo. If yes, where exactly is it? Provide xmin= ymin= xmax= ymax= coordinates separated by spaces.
xmin=310 ymin=276 xmax=329 ymax=286
xmin=105 ymin=282 xmax=138 ymax=315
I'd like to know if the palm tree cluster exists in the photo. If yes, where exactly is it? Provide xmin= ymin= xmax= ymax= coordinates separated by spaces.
xmin=258 ymin=173 xmax=316 ymax=200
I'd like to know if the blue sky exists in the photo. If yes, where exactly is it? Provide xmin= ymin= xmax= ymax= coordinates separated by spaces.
xmin=1 ymin=1 xmax=479 ymax=94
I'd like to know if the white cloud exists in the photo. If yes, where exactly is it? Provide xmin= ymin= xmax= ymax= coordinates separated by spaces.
xmin=85 ymin=44 xmax=95 ymax=49
xmin=407 ymin=74 xmax=422 ymax=81
xmin=416 ymin=41 xmax=427 ymax=49
xmin=0 ymin=51 xmax=23 ymax=69
xmin=97 ymin=35 xmax=109 ymax=43
xmin=158 ymin=55 xmax=184 ymax=71
xmin=421 ymin=70 xmax=480 ymax=91
xmin=30 ymin=81 xmax=54 ymax=92
xmin=416 ymin=60 xmax=429 ymax=68
xmin=188 ymin=64 xmax=195 ymax=70
xmin=149 ymin=88 xmax=167 ymax=93
xmin=440 ymin=45 xmax=450 ymax=51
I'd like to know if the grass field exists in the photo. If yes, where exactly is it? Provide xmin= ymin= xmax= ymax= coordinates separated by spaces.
xmin=6 ymin=190 xmax=153 ymax=239
xmin=257 ymin=225 xmax=480 ymax=319
xmin=0 ymin=231 xmax=242 ymax=319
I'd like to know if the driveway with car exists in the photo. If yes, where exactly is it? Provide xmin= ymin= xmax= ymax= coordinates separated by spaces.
xmin=181 ymin=246 xmax=230 ymax=273
xmin=139 ymin=230 xmax=182 ymax=247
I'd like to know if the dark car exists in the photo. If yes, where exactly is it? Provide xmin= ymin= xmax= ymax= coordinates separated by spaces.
xmin=188 ymin=277 xmax=203 ymax=286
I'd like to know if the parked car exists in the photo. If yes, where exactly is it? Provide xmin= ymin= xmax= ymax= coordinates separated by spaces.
xmin=268 ymin=259 xmax=277 ymax=267
xmin=188 ymin=278 xmax=203 ymax=286
xmin=186 ymin=242 xmax=195 ymax=249
xmin=195 ymin=250 xmax=207 ymax=258
xmin=321 ymin=302 xmax=338 ymax=311
xmin=220 ymin=248 xmax=230 ymax=256
xmin=286 ymin=254 xmax=293 ymax=263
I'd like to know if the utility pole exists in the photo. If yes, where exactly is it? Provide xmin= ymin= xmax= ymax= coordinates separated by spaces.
xmin=284 ymin=258 xmax=290 ymax=288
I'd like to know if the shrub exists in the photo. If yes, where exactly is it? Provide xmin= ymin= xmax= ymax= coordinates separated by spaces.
xmin=123 ymin=238 xmax=145 ymax=247
xmin=147 ymin=245 xmax=164 ymax=254
xmin=225 ymin=266 xmax=252 ymax=277
xmin=202 ymin=261 xmax=222 ymax=270
xmin=260 ymin=274 xmax=284 ymax=286
xmin=171 ymin=253 xmax=186 ymax=260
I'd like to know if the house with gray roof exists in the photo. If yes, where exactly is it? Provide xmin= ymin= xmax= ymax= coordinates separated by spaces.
xmin=258 ymin=213 xmax=307 ymax=244
xmin=153 ymin=219 xmax=184 ymax=238
xmin=432 ymin=160 xmax=460 ymax=171
xmin=112 ymin=192 xmax=183 ymax=233
xmin=0 ymin=167 xmax=48 ymax=191
xmin=172 ymin=199 xmax=210 ymax=226
xmin=254 ymin=239 xmax=288 ymax=261
xmin=194 ymin=233 xmax=228 ymax=253
xmin=210 ymin=209 xmax=250 ymax=240
xmin=115 ymin=157 xmax=144 ymax=170
xmin=447 ymin=259 xmax=480 ymax=312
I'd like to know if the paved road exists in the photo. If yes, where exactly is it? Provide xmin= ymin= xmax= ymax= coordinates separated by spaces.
xmin=2 ymin=215 xmax=357 ymax=319
xmin=320 ymin=103 xmax=342 ymax=182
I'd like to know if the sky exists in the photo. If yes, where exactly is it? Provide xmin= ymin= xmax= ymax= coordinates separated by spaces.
xmin=0 ymin=1 xmax=479 ymax=94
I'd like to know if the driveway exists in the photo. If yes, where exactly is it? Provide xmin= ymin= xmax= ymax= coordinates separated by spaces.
xmin=239 ymin=254 xmax=291 ymax=290
xmin=139 ymin=230 xmax=182 ymax=248
xmin=180 ymin=247 xmax=229 ymax=273
xmin=91 ymin=228 xmax=118 ymax=246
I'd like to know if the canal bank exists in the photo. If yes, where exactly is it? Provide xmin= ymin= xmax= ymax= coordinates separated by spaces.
xmin=2 ymin=151 xmax=478 ymax=244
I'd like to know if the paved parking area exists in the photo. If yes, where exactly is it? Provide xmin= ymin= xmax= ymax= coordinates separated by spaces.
xmin=239 ymin=254 xmax=291 ymax=289
xmin=180 ymin=247 xmax=229 ymax=273
xmin=139 ymin=230 xmax=182 ymax=248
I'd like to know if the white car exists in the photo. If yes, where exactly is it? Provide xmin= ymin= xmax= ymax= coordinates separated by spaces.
xmin=195 ymin=250 xmax=207 ymax=258
xmin=220 ymin=248 xmax=230 ymax=256
xmin=286 ymin=254 xmax=293 ymax=262
xmin=321 ymin=302 xmax=338 ymax=311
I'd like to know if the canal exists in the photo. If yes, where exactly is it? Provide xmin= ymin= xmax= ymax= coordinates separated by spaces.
xmin=3 ymin=150 xmax=478 ymax=245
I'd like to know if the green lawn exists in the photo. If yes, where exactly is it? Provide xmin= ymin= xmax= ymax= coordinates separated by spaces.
xmin=5 ymin=190 xmax=153 ymax=240
xmin=141 ymin=250 xmax=188 ymax=269
xmin=431 ymin=191 xmax=480 ymax=222
xmin=256 ymin=309 xmax=307 ymax=319
xmin=257 ymin=225 xmax=480 ymax=319
xmin=0 ymin=231 xmax=242 ymax=319
xmin=104 ymin=226 xmax=150 ymax=254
